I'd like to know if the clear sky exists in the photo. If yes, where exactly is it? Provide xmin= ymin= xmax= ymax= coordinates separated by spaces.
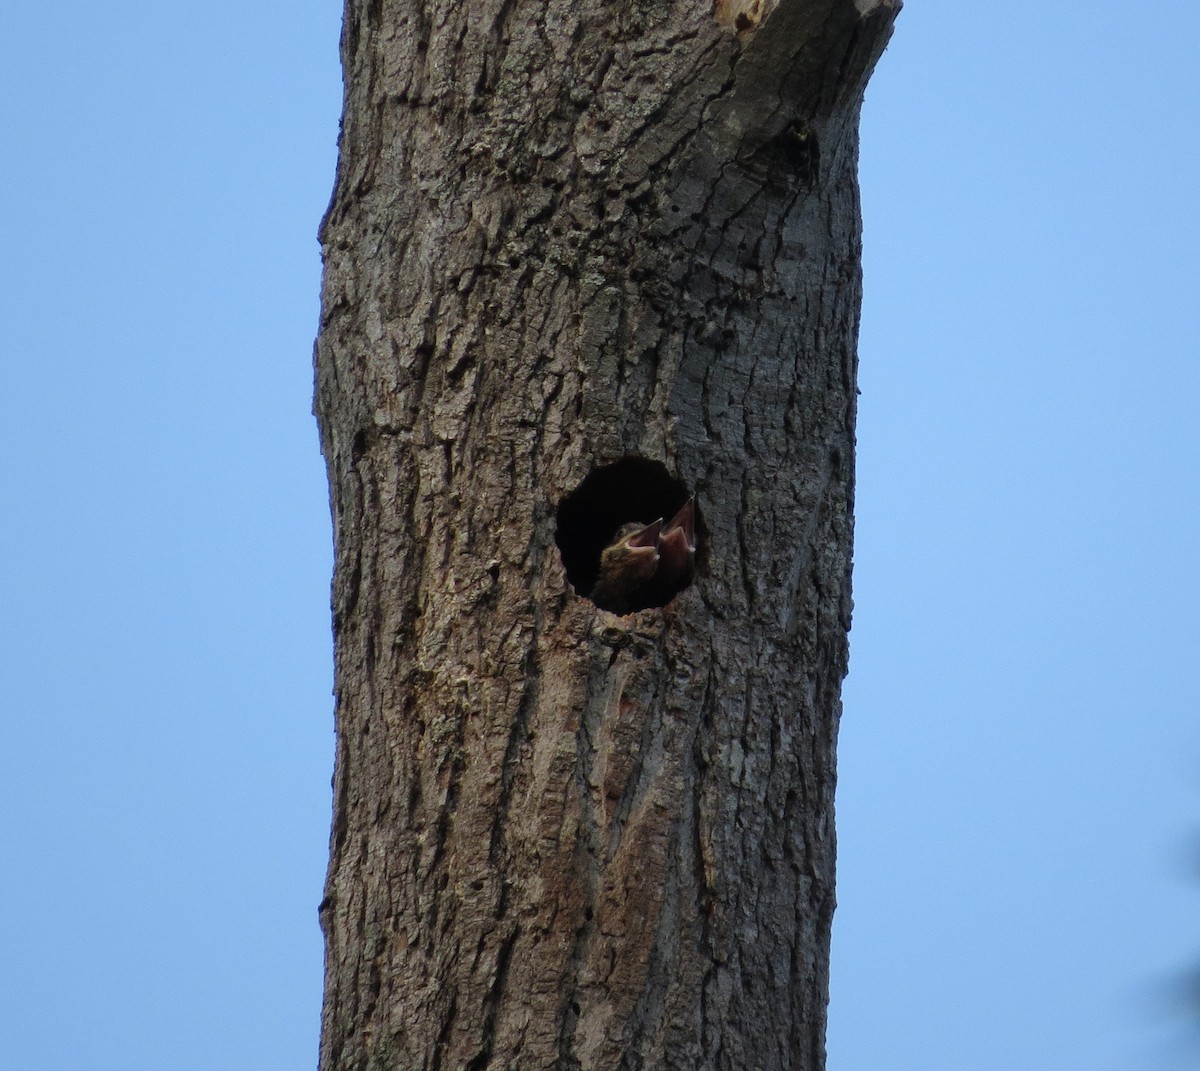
xmin=1 ymin=2 xmax=1196 ymax=1069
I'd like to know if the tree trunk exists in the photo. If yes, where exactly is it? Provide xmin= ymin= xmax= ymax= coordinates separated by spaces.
xmin=313 ymin=1 xmax=898 ymax=1068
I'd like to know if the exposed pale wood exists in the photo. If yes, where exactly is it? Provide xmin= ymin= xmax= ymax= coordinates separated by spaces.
xmin=314 ymin=1 xmax=899 ymax=1067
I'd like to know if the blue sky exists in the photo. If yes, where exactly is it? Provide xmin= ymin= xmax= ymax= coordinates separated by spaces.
xmin=1 ymin=2 xmax=1196 ymax=1069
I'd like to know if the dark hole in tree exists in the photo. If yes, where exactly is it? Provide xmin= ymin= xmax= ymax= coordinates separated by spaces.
xmin=555 ymin=457 xmax=701 ymax=614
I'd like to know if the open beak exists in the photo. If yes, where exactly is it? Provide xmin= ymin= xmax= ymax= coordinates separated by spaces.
xmin=658 ymin=498 xmax=696 ymax=582
xmin=622 ymin=517 xmax=663 ymax=555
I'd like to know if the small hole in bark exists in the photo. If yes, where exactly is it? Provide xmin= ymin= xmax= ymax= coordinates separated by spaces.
xmin=750 ymin=122 xmax=821 ymax=191
xmin=555 ymin=457 xmax=700 ymax=615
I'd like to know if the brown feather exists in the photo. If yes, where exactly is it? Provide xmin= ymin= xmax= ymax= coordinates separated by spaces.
xmin=589 ymin=518 xmax=662 ymax=614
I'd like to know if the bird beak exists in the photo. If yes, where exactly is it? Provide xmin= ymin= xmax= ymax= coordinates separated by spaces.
xmin=662 ymin=498 xmax=695 ymax=550
xmin=656 ymin=498 xmax=696 ymax=585
xmin=623 ymin=517 xmax=663 ymax=554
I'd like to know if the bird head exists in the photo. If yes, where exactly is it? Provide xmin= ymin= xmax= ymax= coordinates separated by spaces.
xmin=656 ymin=498 xmax=696 ymax=586
xmin=589 ymin=517 xmax=663 ymax=614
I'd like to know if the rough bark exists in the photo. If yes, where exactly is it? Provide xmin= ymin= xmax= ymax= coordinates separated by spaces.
xmin=313 ymin=1 xmax=898 ymax=1068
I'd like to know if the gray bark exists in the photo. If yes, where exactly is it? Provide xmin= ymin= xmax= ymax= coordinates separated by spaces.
xmin=313 ymin=1 xmax=898 ymax=1068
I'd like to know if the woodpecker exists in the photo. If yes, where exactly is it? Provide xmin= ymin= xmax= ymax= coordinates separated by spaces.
xmin=588 ymin=498 xmax=697 ymax=614
xmin=656 ymin=497 xmax=696 ymax=591
xmin=588 ymin=518 xmax=662 ymax=615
